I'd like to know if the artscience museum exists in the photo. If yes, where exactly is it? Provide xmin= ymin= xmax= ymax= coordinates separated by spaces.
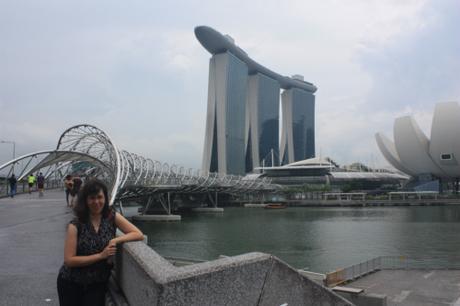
xmin=376 ymin=101 xmax=460 ymax=191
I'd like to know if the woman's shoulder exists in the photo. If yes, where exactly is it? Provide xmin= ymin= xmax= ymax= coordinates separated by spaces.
xmin=106 ymin=209 xmax=117 ymax=223
xmin=69 ymin=218 xmax=84 ymax=230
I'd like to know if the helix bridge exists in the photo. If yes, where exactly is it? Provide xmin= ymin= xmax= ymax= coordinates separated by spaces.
xmin=0 ymin=124 xmax=277 ymax=214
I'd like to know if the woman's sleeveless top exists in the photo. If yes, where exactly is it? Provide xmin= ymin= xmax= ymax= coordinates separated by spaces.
xmin=58 ymin=212 xmax=116 ymax=284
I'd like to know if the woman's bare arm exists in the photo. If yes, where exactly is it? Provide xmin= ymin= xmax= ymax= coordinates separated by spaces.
xmin=63 ymin=223 xmax=115 ymax=267
xmin=111 ymin=212 xmax=144 ymax=244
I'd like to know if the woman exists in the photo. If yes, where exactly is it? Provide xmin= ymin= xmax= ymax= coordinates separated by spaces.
xmin=57 ymin=179 xmax=144 ymax=306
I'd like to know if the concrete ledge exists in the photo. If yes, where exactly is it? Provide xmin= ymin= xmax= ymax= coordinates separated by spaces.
xmin=298 ymin=269 xmax=327 ymax=284
xmin=132 ymin=214 xmax=181 ymax=221
xmin=113 ymin=241 xmax=354 ymax=305
xmin=337 ymin=292 xmax=387 ymax=306
xmin=106 ymin=276 xmax=129 ymax=306
xmin=191 ymin=207 xmax=224 ymax=213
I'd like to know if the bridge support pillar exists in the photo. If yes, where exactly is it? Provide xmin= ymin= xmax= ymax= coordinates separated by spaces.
xmin=205 ymin=191 xmax=219 ymax=208
xmin=192 ymin=191 xmax=224 ymax=213
xmin=133 ymin=194 xmax=181 ymax=221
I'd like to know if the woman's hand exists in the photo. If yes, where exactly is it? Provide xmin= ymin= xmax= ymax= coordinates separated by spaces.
xmin=100 ymin=241 xmax=117 ymax=259
xmin=64 ymin=224 xmax=114 ymax=268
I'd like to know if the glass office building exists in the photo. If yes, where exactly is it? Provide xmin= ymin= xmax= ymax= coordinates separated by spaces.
xmin=246 ymin=73 xmax=280 ymax=171
xmin=202 ymin=51 xmax=248 ymax=175
xmin=280 ymin=88 xmax=315 ymax=165
xmin=196 ymin=26 xmax=317 ymax=175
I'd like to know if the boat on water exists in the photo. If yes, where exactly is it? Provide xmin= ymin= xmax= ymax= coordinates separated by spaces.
xmin=264 ymin=203 xmax=287 ymax=209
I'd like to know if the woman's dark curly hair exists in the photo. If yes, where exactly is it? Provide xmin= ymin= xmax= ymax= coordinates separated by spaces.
xmin=73 ymin=178 xmax=112 ymax=223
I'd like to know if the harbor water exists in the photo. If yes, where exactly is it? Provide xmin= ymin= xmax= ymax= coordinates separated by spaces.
xmin=134 ymin=206 xmax=460 ymax=273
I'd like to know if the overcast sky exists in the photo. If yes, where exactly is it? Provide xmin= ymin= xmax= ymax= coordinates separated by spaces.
xmin=1 ymin=0 xmax=459 ymax=170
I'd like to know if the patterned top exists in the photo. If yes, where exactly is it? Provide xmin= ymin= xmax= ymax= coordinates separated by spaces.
xmin=58 ymin=212 xmax=116 ymax=285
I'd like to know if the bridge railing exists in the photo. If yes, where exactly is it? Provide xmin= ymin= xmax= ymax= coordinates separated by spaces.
xmin=0 ymin=124 xmax=277 ymax=203
xmin=0 ymin=179 xmax=63 ymax=198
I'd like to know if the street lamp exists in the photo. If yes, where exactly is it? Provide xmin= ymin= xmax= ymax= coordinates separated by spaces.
xmin=0 ymin=140 xmax=16 ymax=174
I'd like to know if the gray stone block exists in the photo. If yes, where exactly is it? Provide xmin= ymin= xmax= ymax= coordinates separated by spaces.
xmin=115 ymin=241 xmax=175 ymax=305
xmin=258 ymin=257 xmax=352 ymax=306
xmin=160 ymin=254 xmax=272 ymax=305
xmin=113 ymin=242 xmax=354 ymax=306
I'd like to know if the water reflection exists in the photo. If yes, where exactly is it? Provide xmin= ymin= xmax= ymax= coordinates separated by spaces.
xmin=135 ymin=206 xmax=460 ymax=273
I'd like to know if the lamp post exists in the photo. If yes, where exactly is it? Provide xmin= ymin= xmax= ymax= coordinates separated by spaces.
xmin=0 ymin=140 xmax=16 ymax=174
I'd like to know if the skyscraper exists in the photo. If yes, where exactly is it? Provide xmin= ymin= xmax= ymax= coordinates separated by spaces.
xmin=202 ymin=51 xmax=248 ymax=175
xmin=246 ymin=73 xmax=280 ymax=171
xmin=195 ymin=26 xmax=317 ymax=175
xmin=280 ymin=87 xmax=316 ymax=165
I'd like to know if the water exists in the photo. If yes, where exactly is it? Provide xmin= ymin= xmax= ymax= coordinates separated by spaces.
xmin=134 ymin=206 xmax=460 ymax=273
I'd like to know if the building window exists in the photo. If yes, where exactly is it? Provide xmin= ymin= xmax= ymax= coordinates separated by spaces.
xmin=441 ymin=153 xmax=453 ymax=160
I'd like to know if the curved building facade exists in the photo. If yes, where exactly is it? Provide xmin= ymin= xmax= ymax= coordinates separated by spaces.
xmin=280 ymin=87 xmax=315 ymax=165
xmin=246 ymin=73 xmax=281 ymax=171
xmin=196 ymin=26 xmax=317 ymax=175
xmin=376 ymin=101 xmax=460 ymax=181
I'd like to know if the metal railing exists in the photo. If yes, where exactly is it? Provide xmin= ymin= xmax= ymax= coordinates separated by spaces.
xmin=0 ymin=179 xmax=63 ymax=198
xmin=325 ymin=255 xmax=460 ymax=287
xmin=379 ymin=255 xmax=460 ymax=270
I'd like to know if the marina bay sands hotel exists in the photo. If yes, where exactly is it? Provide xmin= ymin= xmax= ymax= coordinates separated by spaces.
xmin=195 ymin=26 xmax=317 ymax=175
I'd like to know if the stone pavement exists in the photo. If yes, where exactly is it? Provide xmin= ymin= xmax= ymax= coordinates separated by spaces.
xmin=0 ymin=190 xmax=72 ymax=306
xmin=348 ymin=269 xmax=460 ymax=305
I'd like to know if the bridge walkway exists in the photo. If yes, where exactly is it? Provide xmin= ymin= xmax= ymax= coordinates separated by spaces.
xmin=0 ymin=189 xmax=71 ymax=306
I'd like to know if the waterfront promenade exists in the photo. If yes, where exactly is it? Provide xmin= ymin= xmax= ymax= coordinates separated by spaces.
xmin=0 ymin=190 xmax=352 ymax=306
xmin=0 ymin=190 xmax=70 ymax=305
xmin=347 ymin=269 xmax=460 ymax=305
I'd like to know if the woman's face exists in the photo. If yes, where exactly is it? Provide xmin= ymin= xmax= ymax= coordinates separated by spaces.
xmin=87 ymin=190 xmax=105 ymax=215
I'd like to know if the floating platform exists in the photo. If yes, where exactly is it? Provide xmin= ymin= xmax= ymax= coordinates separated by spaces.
xmin=132 ymin=214 xmax=181 ymax=221
xmin=191 ymin=207 xmax=224 ymax=213
xmin=244 ymin=203 xmax=267 ymax=208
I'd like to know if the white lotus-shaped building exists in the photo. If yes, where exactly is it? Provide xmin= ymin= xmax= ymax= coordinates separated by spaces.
xmin=376 ymin=102 xmax=460 ymax=180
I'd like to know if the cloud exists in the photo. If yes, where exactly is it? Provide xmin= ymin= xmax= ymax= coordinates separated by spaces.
xmin=0 ymin=0 xmax=459 ymax=174
xmin=357 ymin=0 xmax=460 ymax=110
xmin=317 ymin=104 xmax=434 ymax=168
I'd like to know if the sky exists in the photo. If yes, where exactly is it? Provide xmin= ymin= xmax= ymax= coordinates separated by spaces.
xmin=1 ymin=0 xmax=459 ymax=171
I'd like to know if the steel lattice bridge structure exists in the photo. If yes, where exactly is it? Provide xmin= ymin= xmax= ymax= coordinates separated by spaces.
xmin=0 ymin=124 xmax=276 ymax=213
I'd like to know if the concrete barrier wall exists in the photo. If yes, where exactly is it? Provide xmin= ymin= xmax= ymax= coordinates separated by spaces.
xmin=113 ymin=241 xmax=354 ymax=306
xmin=298 ymin=270 xmax=326 ymax=284
xmin=337 ymin=292 xmax=387 ymax=306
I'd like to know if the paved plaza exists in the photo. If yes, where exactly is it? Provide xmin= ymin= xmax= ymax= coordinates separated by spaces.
xmin=348 ymin=269 xmax=460 ymax=305
xmin=0 ymin=190 xmax=71 ymax=306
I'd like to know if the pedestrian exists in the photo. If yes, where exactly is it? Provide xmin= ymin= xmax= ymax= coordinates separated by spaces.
xmin=37 ymin=172 xmax=45 ymax=197
xmin=57 ymin=179 xmax=144 ymax=306
xmin=64 ymin=175 xmax=73 ymax=207
xmin=27 ymin=174 xmax=36 ymax=194
xmin=8 ymin=174 xmax=17 ymax=198
xmin=70 ymin=176 xmax=83 ymax=208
